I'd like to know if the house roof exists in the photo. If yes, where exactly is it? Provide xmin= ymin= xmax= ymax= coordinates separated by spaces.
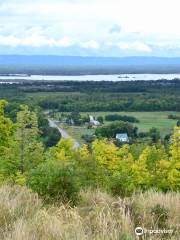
xmin=116 ymin=133 xmax=128 ymax=139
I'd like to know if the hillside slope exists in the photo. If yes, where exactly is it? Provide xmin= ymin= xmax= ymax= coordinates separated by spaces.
xmin=0 ymin=185 xmax=179 ymax=240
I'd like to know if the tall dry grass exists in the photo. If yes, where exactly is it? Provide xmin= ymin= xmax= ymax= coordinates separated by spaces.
xmin=0 ymin=185 xmax=179 ymax=240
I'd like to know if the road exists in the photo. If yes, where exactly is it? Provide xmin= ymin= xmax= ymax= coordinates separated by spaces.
xmin=48 ymin=118 xmax=80 ymax=149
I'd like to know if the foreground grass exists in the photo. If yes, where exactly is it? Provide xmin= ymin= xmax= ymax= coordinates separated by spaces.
xmin=0 ymin=185 xmax=179 ymax=240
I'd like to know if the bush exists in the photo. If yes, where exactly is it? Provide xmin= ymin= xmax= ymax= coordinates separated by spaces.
xmin=168 ymin=114 xmax=180 ymax=120
xmin=108 ymin=171 xmax=135 ymax=197
xmin=27 ymin=161 xmax=80 ymax=205
xmin=138 ymin=132 xmax=149 ymax=138
xmin=148 ymin=128 xmax=161 ymax=143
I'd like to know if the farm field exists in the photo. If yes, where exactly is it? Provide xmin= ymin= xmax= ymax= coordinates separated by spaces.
xmin=83 ymin=112 xmax=180 ymax=136
xmin=57 ymin=111 xmax=180 ymax=143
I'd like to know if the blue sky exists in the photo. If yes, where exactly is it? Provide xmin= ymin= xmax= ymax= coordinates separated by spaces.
xmin=0 ymin=0 xmax=180 ymax=56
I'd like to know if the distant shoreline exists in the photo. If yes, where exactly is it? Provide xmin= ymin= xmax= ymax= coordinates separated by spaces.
xmin=0 ymin=73 xmax=180 ymax=83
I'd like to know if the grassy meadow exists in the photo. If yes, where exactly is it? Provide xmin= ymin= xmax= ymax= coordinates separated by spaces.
xmin=0 ymin=184 xmax=179 ymax=240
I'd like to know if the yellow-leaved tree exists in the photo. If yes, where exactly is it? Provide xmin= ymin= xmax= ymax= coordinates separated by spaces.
xmin=132 ymin=147 xmax=151 ymax=190
xmin=50 ymin=138 xmax=74 ymax=162
xmin=92 ymin=139 xmax=119 ymax=171
xmin=109 ymin=144 xmax=135 ymax=196
xmin=168 ymin=127 xmax=180 ymax=190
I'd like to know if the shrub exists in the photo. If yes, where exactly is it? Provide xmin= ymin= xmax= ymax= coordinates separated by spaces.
xmin=168 ymin=114 xmax=180 ymax=120
xmin=107 ymin=171 xmax=135 ymax=197
xmin=148 ymin=128 xmax=161 ymax=143
xmin=27 ymin=161 xmax=80 ymax=205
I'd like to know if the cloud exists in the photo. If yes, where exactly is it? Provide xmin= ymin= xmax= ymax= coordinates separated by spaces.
xmin=0 ymin=34 xmax=100 ymax=50
xmin=80 ymin=41 xmax=100 ymax=49
xmin=116 ymin=41 xmax=152 ymax=52
xmin=0 ymin=0 xmax=180 ymax=56
xmin=110 ymin=24 xmax=122 ymax=34
xmin=107 ymin=41 xmax=152 ymax=52
xmin=0 ymin=34 xmax=76 ymax=48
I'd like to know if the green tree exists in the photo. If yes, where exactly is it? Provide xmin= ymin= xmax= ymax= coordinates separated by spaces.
xmin=149 ymin=128 xmax=161 ymax=143
xmin=0 ymin=100 xmax=14 ymax=180
xmin=28 ymin=160 xmax=80 ymax=205
xmin=0 ymin=100 xmax=14 ymax=152
xmin=95 ymin=121 xmax=138 ymax=139
xmin=5 ymin=105 xmax=45 ymax=178
xmin=97 ymin=116 xmax=104 ymax=124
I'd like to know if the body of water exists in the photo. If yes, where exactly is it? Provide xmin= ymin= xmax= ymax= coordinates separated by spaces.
xmin=0 ymin=73 xmax=180 ymax=82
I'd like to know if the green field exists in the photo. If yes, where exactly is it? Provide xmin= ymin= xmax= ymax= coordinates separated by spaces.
xmin=59 ymin=123 xmax=95 ymax=144
xmin=56 ymin=111 xmax=180 ymax=143
xmin=83 ymin=111 xmax=180 ymax=137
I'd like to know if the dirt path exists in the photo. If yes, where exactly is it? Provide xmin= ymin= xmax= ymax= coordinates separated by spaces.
xmin=48 ymin=118 xmax=80 ymax=149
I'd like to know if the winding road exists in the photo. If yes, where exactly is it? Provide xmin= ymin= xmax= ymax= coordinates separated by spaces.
xmin=48 ymin=118 xmax=80 ymax=149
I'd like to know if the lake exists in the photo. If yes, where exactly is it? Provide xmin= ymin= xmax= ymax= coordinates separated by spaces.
xmin=1 ymin=73 xmax=180 ymax=82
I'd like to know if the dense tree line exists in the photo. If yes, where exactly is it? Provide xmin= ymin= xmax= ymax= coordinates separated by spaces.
xmin=0 ymin=80 xmax=180 ymax=112
xmin=105 ymin=114 xmax=139 ymax=123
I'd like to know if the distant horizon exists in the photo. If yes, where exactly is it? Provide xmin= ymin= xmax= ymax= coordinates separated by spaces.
xmin=1 ymin=55 xmax=180 ymax=75
xmin=2 ymin=55 xmax=180 ymax=59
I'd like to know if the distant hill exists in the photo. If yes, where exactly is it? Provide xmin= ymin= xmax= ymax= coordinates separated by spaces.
xmin=1 ymin=55 xmax=180 ymax=65
xmin=1 ymin=55 xmax=180 ymax=74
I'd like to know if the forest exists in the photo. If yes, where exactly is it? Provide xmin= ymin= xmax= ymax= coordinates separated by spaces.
xmin=1 ymin=79 xmax=180 ymax=112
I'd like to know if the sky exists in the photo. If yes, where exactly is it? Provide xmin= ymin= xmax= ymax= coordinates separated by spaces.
xmin=0 ymin=0 xmax=180 ymax=57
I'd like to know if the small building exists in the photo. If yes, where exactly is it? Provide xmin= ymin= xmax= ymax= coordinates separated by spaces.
xmin=116 ymin=133 xmax=129 ymax=142
xmin=89 ymin=115 xmax=101 ymax=127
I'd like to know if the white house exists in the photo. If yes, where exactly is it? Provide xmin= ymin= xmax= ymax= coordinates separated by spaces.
xmin=116 ymin=133 xmax=129 ymax=142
